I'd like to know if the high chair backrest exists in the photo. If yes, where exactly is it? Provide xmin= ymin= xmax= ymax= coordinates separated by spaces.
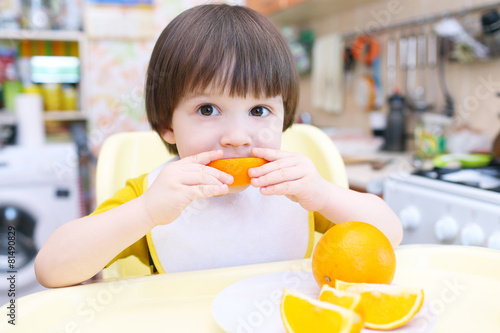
xmin=281 ymin=124 xmax=348 ymax=188
xmin=95 ymin=124 xmax=347 ymax=278
xmin=96 ymin=131 xmax=175 ymax=205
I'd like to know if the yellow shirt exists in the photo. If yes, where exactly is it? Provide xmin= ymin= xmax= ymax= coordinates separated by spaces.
xmin=91 ymin=174 xmax=334 ymax=274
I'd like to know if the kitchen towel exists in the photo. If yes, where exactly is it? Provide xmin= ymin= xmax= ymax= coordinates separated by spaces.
xmin=15 ymin=93 xmax=46 ymax=146
xmin=311 ymin=33 xmax=344 ymax=113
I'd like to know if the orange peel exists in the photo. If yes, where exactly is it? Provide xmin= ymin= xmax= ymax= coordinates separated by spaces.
xmin=336 ymin=280 xmax=425 ymax=330
xmin=207 ymin=157 xmax=267 ymax=186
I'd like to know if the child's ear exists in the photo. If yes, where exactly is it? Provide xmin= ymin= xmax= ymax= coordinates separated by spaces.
xmin=161 ymin=127 xmax=175 ymax=144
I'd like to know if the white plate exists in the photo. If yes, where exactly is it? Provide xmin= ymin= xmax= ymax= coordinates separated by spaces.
xmin=211 ymin=271 xmax=438 ymax=333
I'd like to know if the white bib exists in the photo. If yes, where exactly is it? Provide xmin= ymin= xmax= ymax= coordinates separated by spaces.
xmin=146 ymin=161 xmax=310 ymax=273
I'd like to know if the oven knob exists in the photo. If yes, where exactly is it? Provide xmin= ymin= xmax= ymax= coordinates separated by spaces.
xmin=434 ymin=216 xmax=459 ymax=243
xmin=399 ymin=206 xmax=421 ymax=230
xmin=487 ymin=231 xmax=500 ymax=250
xmin=460 ymin=223 xmax=485 ymax=246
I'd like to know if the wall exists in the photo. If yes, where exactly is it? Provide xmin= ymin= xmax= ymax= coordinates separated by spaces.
xmin=85 ymin=0 xmax=500 ymax=156
xmin=86 ymin=0 xmax=242 ymax=157
xmin=297 ymin=0 xmax=500 ymax=145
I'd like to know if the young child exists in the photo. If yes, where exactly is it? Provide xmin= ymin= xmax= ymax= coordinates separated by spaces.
xmin=35 ymin=4 xmax=402 ymax=288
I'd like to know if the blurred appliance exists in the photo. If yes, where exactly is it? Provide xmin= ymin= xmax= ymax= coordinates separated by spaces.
xmin=384 ymin=163 xmax=500 ymax=249
xmin=0 ymin=143 xmax=82 ymax=298
xmin=481 ymin=10 xmax=500 ymax=57
xmin=493 ymin=94 xmax=500 ymax=160
xmin=383 ymin=92 xmax=406 ymax=152
xmin=30 ymin=56 xmax=80 ymax=84
xmin=494 ymin=128 xmax=500 ymax=160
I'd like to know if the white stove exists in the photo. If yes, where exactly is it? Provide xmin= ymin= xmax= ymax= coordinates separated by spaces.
xmin=383 ymin=164 xmax=500 ymax=249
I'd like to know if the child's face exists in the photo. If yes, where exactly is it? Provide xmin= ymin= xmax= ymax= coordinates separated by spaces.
xmin=162 ymin=89 xmax=284 ymax=164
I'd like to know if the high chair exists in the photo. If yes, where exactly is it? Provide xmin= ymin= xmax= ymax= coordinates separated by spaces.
xmin=96 ymin=124 xmax=348 ymax=278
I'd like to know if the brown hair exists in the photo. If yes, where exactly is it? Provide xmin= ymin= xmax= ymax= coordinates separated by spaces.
xmin=145 ymin=4 xmax=299 ymax=154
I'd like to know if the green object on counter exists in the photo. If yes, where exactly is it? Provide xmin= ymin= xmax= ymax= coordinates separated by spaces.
xmin=414 ymin=113 xmax=452 ymax=159
xmin=433 ymin=153 xmax=492 ymax=168
xmin=2 ymin=80 xmax=23 ymax=112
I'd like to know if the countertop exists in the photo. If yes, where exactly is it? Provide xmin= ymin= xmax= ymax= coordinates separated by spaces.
xmin=343 ymin=151 xmax=415 ymax=193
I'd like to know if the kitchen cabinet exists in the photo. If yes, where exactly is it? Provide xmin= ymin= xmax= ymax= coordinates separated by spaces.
xmin=247 ymin=0 xmax=308 ymax=16
xmin=0 ymin=29 xmax=87 ymax=126
xmin=248 ymin=0 xmax=378 ymax=25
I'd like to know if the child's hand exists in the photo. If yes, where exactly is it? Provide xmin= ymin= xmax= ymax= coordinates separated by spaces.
xmin=249 ymin=147 xmax=329 ymax=212
xmin=143 ymin=150 xmax=233 ymax=226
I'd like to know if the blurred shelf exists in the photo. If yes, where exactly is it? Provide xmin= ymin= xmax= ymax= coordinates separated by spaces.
xmin=268 ymin=0 xmax=379 ymax=26
xmin=44 ymin=111 xmax=87 ymax=121
xmin=0 ymin=31 xmax=88 ymax=121
xmin=0 ymin=29 xmax=85 ymax=41
xmin=0 ymin=110 xmax=87 ymax=125
xmin=0 ymin=112 xmax=15 ymax=125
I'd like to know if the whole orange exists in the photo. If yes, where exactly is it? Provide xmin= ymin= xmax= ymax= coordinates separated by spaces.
xmin=207 ymin=157 xmax=267 ymax=186
xmin=311 ymin=221 xmax=396 ymax=288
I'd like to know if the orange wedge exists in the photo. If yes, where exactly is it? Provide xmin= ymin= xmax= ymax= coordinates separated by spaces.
xmin=319 ymin=284 xmax=364 ymax=320
xmin=280 ymin=288 xmax=364 ymax=333
xmin=336 ymin=280 xmax=424 ymax=330
xmin=207 ymin=157 xmax=267 ymax=186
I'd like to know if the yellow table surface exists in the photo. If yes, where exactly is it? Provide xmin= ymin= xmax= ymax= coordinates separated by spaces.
xmin=2 ymin=245 xmax=500 ymax=332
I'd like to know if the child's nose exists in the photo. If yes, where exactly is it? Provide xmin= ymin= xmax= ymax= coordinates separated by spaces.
xmin=220 ymin=127 xmax=252 ymax=148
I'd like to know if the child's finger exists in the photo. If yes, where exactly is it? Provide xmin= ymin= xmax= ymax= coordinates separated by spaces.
xmin=251 ymin=165 xmax=302 ymax=188
xmin=192 ymin=184 xmax=229 ymax=199
xmin=260 ymin=181 xmax=300 ymax=196
xmin=180 ymin=150 xmax=234 ymax=185
xmin=183 ymin=149 xmax=224 ymax=165
xmin=251 ymin=147 xmax=294 ymax=162
xmin=248 ymin=157 xmax=296 ymax=178
xmin=202 ymin=165 xmax=234 ymax=185
xmin=182 ymin=164 xmax=233 ymax=186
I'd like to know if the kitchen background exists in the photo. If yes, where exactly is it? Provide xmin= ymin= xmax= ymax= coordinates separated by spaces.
xmin=1 ymin=0 xmax=500 ymax=297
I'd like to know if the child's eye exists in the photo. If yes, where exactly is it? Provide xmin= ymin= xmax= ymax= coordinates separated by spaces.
xmin=249 ymin=106 xmax=270 ymax=117
xmin=198 ymin=104 xmax=220 ymax=116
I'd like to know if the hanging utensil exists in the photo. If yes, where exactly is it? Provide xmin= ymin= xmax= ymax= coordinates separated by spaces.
xmin=386 ymin=34 xmax=397 ymax=95
xmin=407 ymin=28 xmax=432 ymax=111
xmin=426 ymin=30 xmax=438 ymax=110
xmin=352 ymin=35 xmax=381 ymax=111
xmin=372 ymin=42 xmax=384 ymax=109
xmin=438 ymin=37 xmax=455 ymax=117
xmin=344 ymin=45 xmax=355 ymax=87
xmin=398 ymin=32 xmax=408 ymax=94
xmin=406 ymin=32 xmax=418 ymax=105
xmin=492 ymin=94 xmax=500 ymax=160
xmin=415 ymin=30 xmax=427 ymax=103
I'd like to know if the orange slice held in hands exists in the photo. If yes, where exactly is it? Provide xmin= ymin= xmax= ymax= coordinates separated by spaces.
xmin=281 ymin=288 xmax=364 ymax=333
xmin=311 ymin=221 xmax=396 ymax=289
xmin=207 ymin=157 xmax=267 ymax=186
xmin=335 ymin=280 xmax=425 ymax=330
